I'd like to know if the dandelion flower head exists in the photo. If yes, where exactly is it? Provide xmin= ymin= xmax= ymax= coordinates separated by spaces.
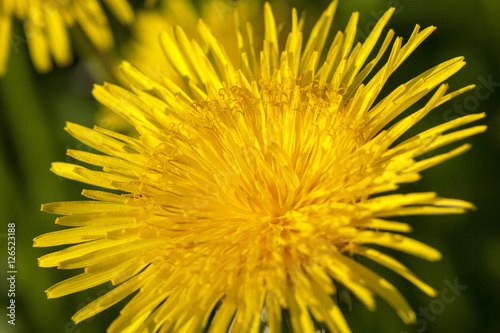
xmin=36 ymin=1 xmax=486 ymax=332
xmin=0 ymin=0 xmax=134 ymax=74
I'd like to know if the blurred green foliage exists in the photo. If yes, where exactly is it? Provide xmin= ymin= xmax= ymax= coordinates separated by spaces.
xmin=1 ymin=0 xmax=499 ymax=332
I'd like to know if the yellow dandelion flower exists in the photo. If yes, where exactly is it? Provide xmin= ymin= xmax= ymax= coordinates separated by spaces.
xmin=0 ymin=0 xmax=134 ymax=75
xmin=36 ymin=1 xmax=486 ymax=332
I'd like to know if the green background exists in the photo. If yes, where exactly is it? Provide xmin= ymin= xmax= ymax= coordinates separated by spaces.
xmin=1 ymin=0 xmax=499 ymax=332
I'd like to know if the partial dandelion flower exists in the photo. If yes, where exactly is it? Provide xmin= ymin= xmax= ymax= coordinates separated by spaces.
xmin=0 ymin=0 xmax=134 ymax=75
xmin=95 ymin=0 xmax=264 ymax=131
xmin=36 ymin=1 xmax=486 ymax=332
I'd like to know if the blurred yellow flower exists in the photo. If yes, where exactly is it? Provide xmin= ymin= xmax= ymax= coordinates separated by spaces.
xmin=0 ymin=0 xmax=134 ymax=75
xmin=36 ymin=1 xmax=486 ymax=332
xmin=125 ymin=0 xmax=263 ymax=80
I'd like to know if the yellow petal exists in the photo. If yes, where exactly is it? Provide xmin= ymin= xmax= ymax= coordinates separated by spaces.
xmin=355 ymin=246 xmax=437 ymax=297
xmin=46 ymin=257 xmax=136 ymax=298
xmin=102 ymin=0 xmax=134 ymax=25
xmin=73 ymin=270 xmax=150 ymax=324
xmin=46 ymin=8 xmax=71 ymax=67
xmin=34 ymin=223 xmax=136 ymax=247
xmin=354 ymin=231 xmax=442 ymax=261
xmin=0 ymin=15 xmax=11 ymax=75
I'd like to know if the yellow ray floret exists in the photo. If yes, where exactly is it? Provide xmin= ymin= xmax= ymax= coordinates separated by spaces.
xmin=36 ymin=1 xmax=486 ymax=332
xmin=0 ymin=0 xmax=134 ymax=74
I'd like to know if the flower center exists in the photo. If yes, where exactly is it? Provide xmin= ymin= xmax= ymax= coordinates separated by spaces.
xmin=144 ymin=78 xmax=371 ymax=238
